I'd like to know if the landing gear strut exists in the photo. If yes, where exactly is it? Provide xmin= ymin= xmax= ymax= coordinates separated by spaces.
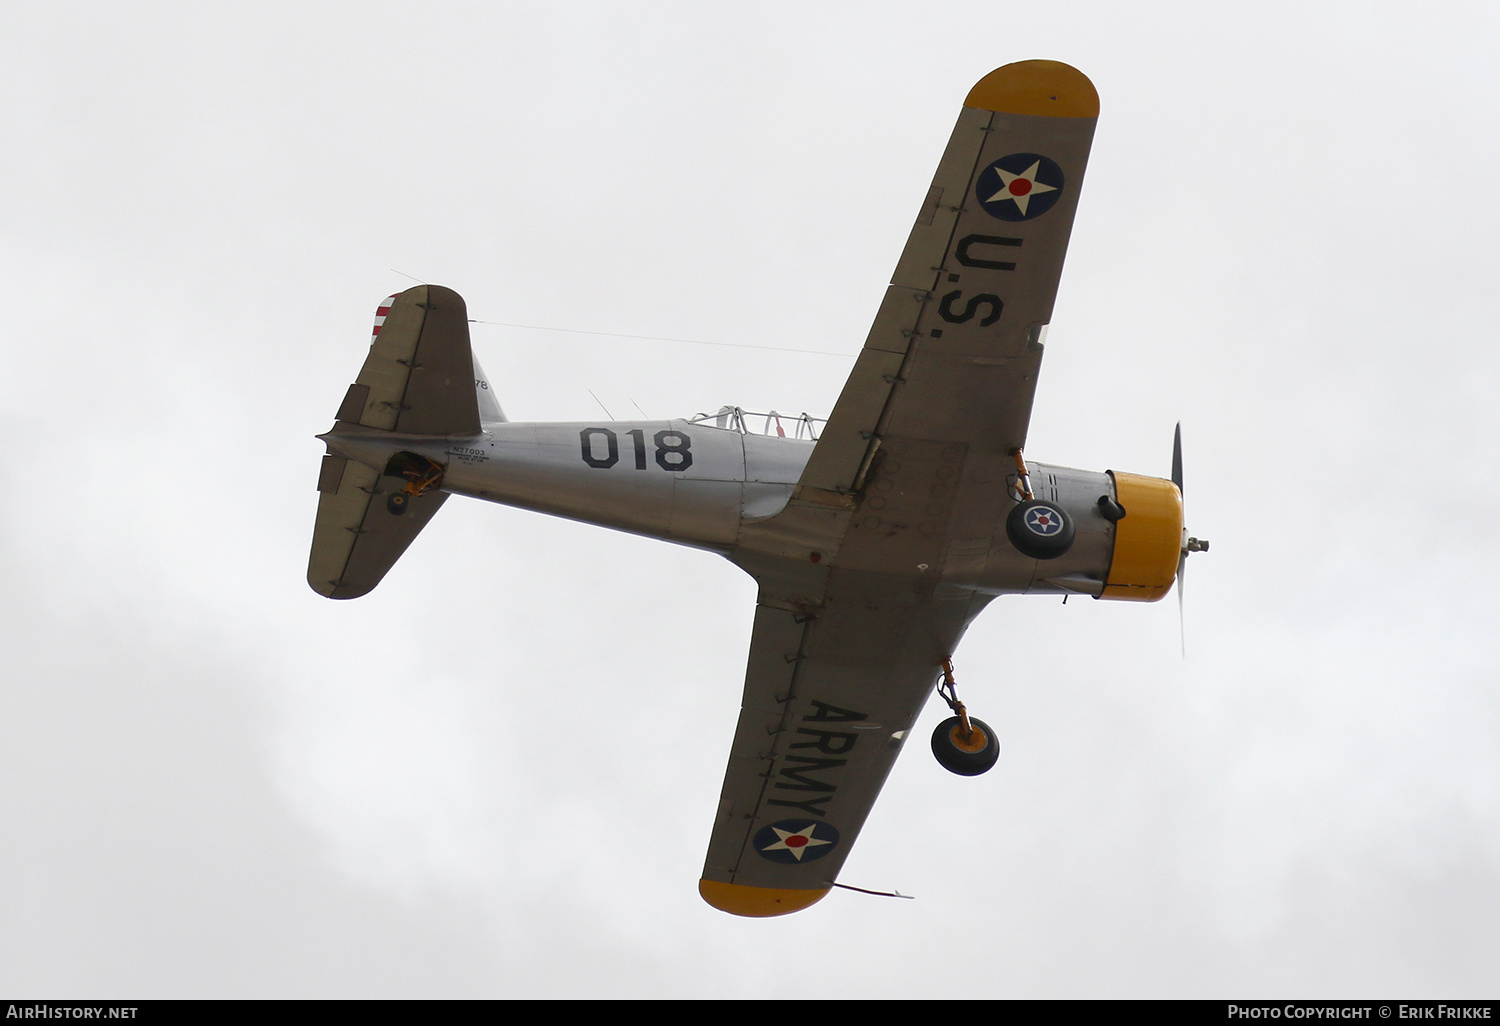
xmin=383 ymin=451 xmax=445 ymax=516
xmin=930 ymin=658 xmax=999 ymax=776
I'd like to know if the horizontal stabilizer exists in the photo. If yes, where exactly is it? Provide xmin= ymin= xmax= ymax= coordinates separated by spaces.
xmin=308 ymin=458 xmax=448 ymax=599
xmin=307 ymin=284 xmax=480 ymax=599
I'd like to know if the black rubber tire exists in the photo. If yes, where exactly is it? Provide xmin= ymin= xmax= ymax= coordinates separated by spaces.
xmin=931 ymin=715 xmax=1000 ymax=776
xmin=1006 ymin=499 xmax=1075 ymax=560
xmin=386 ymin=492 xmax=409 ymax=516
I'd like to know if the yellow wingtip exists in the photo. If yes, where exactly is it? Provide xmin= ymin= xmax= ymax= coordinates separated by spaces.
xmin=964 ymin=60 xmax=1099 ymax=118
xmin=698 ymin=879 xmax=831 ymax=917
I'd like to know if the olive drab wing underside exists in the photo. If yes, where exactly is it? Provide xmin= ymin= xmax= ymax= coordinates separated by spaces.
xmin=799 ymin=60 xmax=1099 ymax=503
xmin=700 ymin=61 xmax=1099 ymax=916
xmin=699 ymin=574 xmax=991 ymax=916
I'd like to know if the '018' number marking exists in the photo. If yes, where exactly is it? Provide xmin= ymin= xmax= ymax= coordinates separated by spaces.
xmin=580 ymin=427 xmax=693 ymax=472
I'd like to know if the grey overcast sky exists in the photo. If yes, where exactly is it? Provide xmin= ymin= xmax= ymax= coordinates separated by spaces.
xmin=3 ymin=0 xmax=1498 ymax=999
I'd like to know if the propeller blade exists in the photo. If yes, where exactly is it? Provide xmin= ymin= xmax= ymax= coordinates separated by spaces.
xmin=1177 ymin=550 xmax=1187 ymax=658
xmin=1172 ymin=421 xmax=1183 ymax=496
xmin=1174 ymin=422 xmax=1186 ymax=657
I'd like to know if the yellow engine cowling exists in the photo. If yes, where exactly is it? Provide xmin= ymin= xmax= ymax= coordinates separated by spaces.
xmin=1100 ymin=471 xmax=1183 ymax=602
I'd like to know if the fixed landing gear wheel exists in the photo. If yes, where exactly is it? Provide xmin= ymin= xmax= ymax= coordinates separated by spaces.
xmin=1005 ymin=499 xmax=1075 ymax=560
xmin=931 ymin=715 xmax=1000 ymax=776
xmin=386 ymin=492 xmax=409 ymax=516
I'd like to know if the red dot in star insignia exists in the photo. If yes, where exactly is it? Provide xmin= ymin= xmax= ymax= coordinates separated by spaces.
xmin=1009 ymin=179 xmax=1032 ymax=196
xmin=785 ymin=836 xmax=808 ymax=848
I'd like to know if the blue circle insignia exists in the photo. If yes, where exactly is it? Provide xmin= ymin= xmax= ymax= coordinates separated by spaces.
xmin=754 ymin=819 xmax=841 ymax=864
xmin=1024 ymin=505 xmax=1064 ymax=536
xmin=975 ymin=152 xmax=1065 ymax=222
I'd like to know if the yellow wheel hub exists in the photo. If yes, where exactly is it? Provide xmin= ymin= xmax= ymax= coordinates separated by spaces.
xmin=950 ymin=723 xmax=989 ymax=753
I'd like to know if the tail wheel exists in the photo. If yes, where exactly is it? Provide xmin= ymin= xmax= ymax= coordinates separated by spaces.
xmin=386 ymin=492 xmax=409 ymax=516
xmin=931 ymin=715 xmax=1000 ymax=776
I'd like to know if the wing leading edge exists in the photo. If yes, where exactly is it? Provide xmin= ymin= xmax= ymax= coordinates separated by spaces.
xmin=702 ymin=61 xmax=1098 ymax=916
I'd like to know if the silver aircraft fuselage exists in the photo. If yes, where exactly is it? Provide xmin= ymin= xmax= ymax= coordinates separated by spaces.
xmin=324 ymin=416 xmax=1120 ymax=599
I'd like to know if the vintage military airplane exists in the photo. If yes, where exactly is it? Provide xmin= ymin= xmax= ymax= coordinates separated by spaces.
xmin=308 ymin=60 xmax=1207 ymax=917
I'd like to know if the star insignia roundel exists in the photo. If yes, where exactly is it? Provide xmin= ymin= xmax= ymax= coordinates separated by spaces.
xmin=975 ymin=152 xmax=1065 ymax=222
xmin=754 ymin=819 xmax=841 ymax=864
xmin=1024 ymin=504 xmax=1065 ymax=536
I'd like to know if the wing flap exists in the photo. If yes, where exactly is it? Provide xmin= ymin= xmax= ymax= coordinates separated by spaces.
xmin=795 ymin=342 xmax=905 ymax=497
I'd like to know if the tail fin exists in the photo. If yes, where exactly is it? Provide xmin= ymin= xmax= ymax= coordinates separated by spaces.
xmin=472 ymin=354 xmax=506 ymax=424
xmin=307 ymin=284 xmax=477 ymax=599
